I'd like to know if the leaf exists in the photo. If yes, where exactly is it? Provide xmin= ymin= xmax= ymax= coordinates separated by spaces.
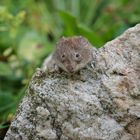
xmin=59 ymin=10 xmax=78 ymax=35
xmin=0 ymin=62 xmax=12 ymax=76
xmin=0 ymin=91 xmax=15 ymax=113
xmin=0 ymin=124 xmax=9 ymax=129
xmin=77 ymin=24 xmax=103 ymax=47
xmin=18 ymin=31 xmax=48 ymax=62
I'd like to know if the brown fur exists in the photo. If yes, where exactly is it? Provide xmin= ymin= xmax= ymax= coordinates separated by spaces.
xmin=53 ymin=36 xmax=93 ymax=73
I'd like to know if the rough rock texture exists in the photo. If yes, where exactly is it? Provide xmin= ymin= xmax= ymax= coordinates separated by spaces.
xmin=4 ymin=24 xmax=140 ymax=140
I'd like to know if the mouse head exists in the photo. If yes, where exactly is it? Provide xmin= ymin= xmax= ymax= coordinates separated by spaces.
xmin=53 ymin=36 xmax=93 ymax=73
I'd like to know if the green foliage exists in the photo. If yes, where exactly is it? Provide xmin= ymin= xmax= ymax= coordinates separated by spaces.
xmin=0 ymin=0 xmax=140 ymax=129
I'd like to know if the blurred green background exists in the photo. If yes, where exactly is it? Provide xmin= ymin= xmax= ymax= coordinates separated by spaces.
xmin=0 ymin=0 xmax=140 ymax=132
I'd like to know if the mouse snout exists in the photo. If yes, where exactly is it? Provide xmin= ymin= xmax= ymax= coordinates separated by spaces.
xmin=66 ymin=64 xmax=74 ymax=73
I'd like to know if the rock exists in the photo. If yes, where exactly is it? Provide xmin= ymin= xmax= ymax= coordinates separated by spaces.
xmin=4 ymin=24 xmax=140 ymax=140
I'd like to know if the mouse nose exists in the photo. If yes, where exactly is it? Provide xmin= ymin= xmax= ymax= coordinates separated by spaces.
xmin=69 ymin=67 xmax=74 ymax=73
xmin=66 ymin=65 xmax=74 ymax=73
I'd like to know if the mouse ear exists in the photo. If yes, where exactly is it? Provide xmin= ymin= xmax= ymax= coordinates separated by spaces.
xmin=61 ymin=36 xmax=66 ymax=40
xmin=77 ymin=36 xmax=89 ymax=47
xmin=56 ymin=36 xmax=66 ymax=47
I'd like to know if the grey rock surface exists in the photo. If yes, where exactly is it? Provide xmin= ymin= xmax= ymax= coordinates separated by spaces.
xmin=4 ymin=24 xmax=140 ymax=140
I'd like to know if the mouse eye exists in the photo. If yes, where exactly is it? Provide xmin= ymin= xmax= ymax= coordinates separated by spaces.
xmin=61 ymin=54 xmax=65 ymax=58
xmin=75 ymin=53 xmax=81 ymax=62
xmin=75 ymin=53 xmax=80 ymax=58
xmin=61 ymin=54 xmax=66 ymax=62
